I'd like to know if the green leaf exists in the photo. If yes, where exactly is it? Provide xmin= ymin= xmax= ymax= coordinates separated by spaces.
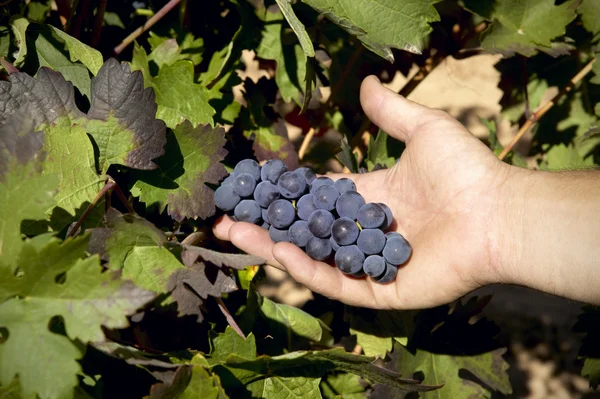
xmin=0 ymin=235 xmax=155 ymax=399
xmin=579 ymin=0 xmax=600 ymax=37
xmin=366 ymin=129 xmax=397 ymax=171
xmin=320 ymin=372 xmax=365 ymax=399
xmin=302 ymin=0 xmax=441 ymax=61
xmin=582 ymin=358 xmax=600 ymax=389
xmin=349 ymin=329 xmax=392 ymax=359
xmin=103 ymin=12 xmax=126 ymax=29
xmin=275 ymin=0 xmax=315 ymax=57
xmin=132 ymin=121 xmax=228 ymax=221
xmin=10 ymin=18 xmax=29 ymax=67
xmin=131 ymin=44 xmax=215 ymax=129
xmin=148 ymin=38 xmax=182 ymax=68
xmin=256 ymin=9 xmax=308 ymax=104
xmin=209 ymin=326 xmax=257 ymax=364
xmin=47 ymin=25 xmax=103 ymax=75
xmin=392 ymin=345 xmax=512 ymax=397
xmin=260 ymin=295 xmax=325 ymax=342
xmin=253 ymin=376 xmax=322 ymax=398
xmin=89 ymin=212 xmax=185 ymax=293
xmin=220 ymin=348 xmax=441 ymax=392
xmin=84 ymin=58 xmax=167 ymax=173
xmin=149 ymin=365 xmax=228 ymax=399
xmin=336 ymin=135 xmax=359 ymax=173
xmin=541 ymin=143 xmax=594 ymax=170
xmin=480 ymin=0 xmax=579 ymax=57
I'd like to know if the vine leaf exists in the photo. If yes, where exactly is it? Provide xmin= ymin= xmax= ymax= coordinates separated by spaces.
xmin=131 ymin=121 xmax=228 ymax=221
xmin=131 ymin=43 xmax=215 ymax=129
xmin=275 ymin=0 xmax=315 ymax=57
xmin=386 ymin=344 xmax=512 ymax=398
xmin=0 ymin=235 xmax=155 ymax=399
xmin=0 ymin=106 xmax=56 ymax=265
xmin=47 ymin=25 xmax=103 ymax=75
xmin=260 ymin=295 xmax=327 ymax=342
xmin=88 ymin=212 xmax=185 ymax=293
xmin=149 ymin=365 xmax=228 ymax=399
xmin=582 ymin=358 xmax=600 ymax=389
xmin=578 ymin=0 xmax=600 ymax=37
xmin=302 ymin=0 xmax=441 ymax=61
xmin=479 ymin=0 xmax=579 ymax=57
xmin=181 ymin=246 xmax=265 ymax=271
xmin=366 ymin=129 xmax=397 ymax=171
xmin=256 ymin=8 xmax=308 ymax=104
xmin=208 ymin=326 xmax=257 ymax=364
xmin=10 ymin=18 xmax=29 ymax=66
xmin=85 ymin=58 xmax=167 ymax=173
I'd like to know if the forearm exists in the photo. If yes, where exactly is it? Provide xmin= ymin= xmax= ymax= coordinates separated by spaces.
xmin=499 ymin=167 xmax=600 ymax=304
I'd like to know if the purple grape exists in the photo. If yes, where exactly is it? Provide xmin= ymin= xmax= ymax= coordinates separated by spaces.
xmin=334 ymin=178 xmax=356 ymax=194
xmin=336 ymin=191 xmax=365 ymax=220
xmin=269 ymin=226 xmax=290 ymax=243
xmin=382 ymin=234 xmax=412 ymax=265
xmin=313 ymin=184 xmax=340 ymax=211
xmin=254 ymin=181 xmax=280 ymax=208
xmin=357 ymin=203 xmax=385 ymax=229
xmin=363 ymin=255 xmax=386 ymax=279
xmin=330 ymin=236 xmax=340 ymax=251
xmin=214 ymin=185 xmax=241 ymax=212
xmin=222 ymin=173 xmax=236 ymax=185
xmin=289 ymin=220 xmax=313 ymax=247
xmin=261 ymin=159 xmax=287 ymax=183
xmin=306 ymin=236 xmax=332 ymax=261
xmin=331 ymin=217 xmax=359 ymax=246
xmin=307 ymin=209 xmax=335 ymax=238
xmin=295 ymin=167 xmax=316 ymax=184
xmin=310 ymin=176 xmax=334 ymax=193
xmin=378 ymin=202 xmax=393 ymax=230
xmin=297 ymin=194 xmax=318 ymax=221
xmin=277 ymin=171 xmax=307 ymax=199
xmin=335 ymin=245 xmax=365 ymax=275
xmin=267 ymin=199 xmax=296 ymax=229
xmin=233 ymin=173 xmax=256 ymax=197
xmin=373 ymin=262 xmax=398 ymax=283
xmin=357 ymin=229 xmax=385 ymax=255
xmin=261 ymin=221 xmax=270 ymax=229
xmin=262 ymin=208 xmax=270 ymax=224
xmin=234 ymin=200 xmax=261 ymax=224
xmin=234 ymin=159 xmax=261 ymax=181
xmin=385 ymin=231 xmax=401 ymax=239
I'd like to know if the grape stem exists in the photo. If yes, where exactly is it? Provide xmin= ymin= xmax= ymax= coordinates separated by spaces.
xmin=215 ymin=297 xmax=246 ymax=339
xmin=497 ymin=57 xmax=597 ymax=161
xmin=113 ymin=0 xmax=181 ymax=55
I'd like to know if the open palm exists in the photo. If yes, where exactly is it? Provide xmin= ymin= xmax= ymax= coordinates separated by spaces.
xmin=214 ymin=76 xmax=516 ymax=310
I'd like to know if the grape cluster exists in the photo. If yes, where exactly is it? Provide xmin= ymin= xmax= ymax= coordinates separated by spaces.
xmin=214 ymin=159 xmax=412 ymax=283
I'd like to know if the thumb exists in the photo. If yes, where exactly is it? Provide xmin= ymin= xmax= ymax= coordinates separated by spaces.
xmin=360 ymin=75 xmax=452 ymax=143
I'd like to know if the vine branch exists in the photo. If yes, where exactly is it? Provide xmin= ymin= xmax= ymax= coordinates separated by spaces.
xmin=497 ymin=58 xmax=597 ymax=161
xmin=113 ymin=0 xmax=181 ymax=55
xmin=215 ymin=297 xmax=246 ymax=339
xmin=91 ymin=0 xmax=107 ymax=48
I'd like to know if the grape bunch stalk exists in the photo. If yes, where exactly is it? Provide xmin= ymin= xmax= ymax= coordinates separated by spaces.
xmin=214 ymin=159 xmax=412 ymax=283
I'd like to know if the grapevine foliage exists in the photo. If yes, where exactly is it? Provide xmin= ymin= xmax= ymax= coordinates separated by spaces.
xmin=0 ymin=0 xmax=599 ymax=398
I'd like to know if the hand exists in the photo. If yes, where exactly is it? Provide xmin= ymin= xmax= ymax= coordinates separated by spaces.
xmin=214 ymin=75 xmax=519 ymax=310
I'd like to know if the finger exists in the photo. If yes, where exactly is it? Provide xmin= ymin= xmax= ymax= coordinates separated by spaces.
xmin=272 ymin=243 xmax=400 ymax=309
xmin=360 ymin=75 xmax=452 ymax=143
xmin=227 ymin=222 xmax=284 ymax=270
xmin=213 ymin=215 xmax=236 ymax=241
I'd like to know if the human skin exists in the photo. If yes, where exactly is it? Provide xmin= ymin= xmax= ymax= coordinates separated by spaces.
xmin=213 ymin=75 xmax=600 ymax=309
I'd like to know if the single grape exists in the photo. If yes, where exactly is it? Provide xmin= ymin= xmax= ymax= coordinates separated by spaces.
xmin=261 ymin=221 xmax=270 ymax=230
xmin=329 ymin=236 xmax=340 ymax=252
xmin=289 ymin=220 xmax=313 ymax=247
xmin=335 ymin=245 xmax=365 ymax=275
xmin=336 ymin=191 xmax=365 ymax=220
xmin=385 ymin=231 xmax=401 ymax=239
xmin=214 ymin=185 xmax=241 ymax=212
xmin=277 ymin=171 xmax=307 ymax=199
xmin=373 ymin=262 xmax=398 ymax=284
xmin=222 ymin=173 xmax=236 ymax=186
xmin=363 ymin=255 xmax=386 ymax=279
xmin=378 ymin=202 xmax=393 ymax=230
xmin=262 ymin=208 xmax=270 ymax=224
xmin=233 ymin=173 xmax=256 ymax=197
xmin=307 ymin=209 xmax=335 ymax=238
xmin=267 ymin=199 xmax=296 ymax=229
xmin=310 ymin=176 xmax=334 ymax=193
xmin=382 ymin=234 xmax=412 ymax=265
xmin=234 ymin=200 xmax=262 ymax=224
xmin=254 ymin=181 xmax=280 ymax=208
xmin=269 ymin=226 xmax=290 ymax=243
xmin=261 ymin=159 xmax=287 ymax=183
xmin=334 ymin=178 xmax=356 ymax=194
xmin=357 ymin=229 xmax=386 ymax=255
xmin=297 ymin=194 xmax=318 ymax=221
xmin=234 ymin=159 xmax=261 ymax=181
xmin=357 ymin=203 xmax=385 ymax=229
xmin=295 ymin=167 xmax=316 ymax=184
xmin=331 ymin=217 xmax=359 ymax=246
xmin=313 ymin=184 xmax=340 ymax=211
xmin=306 ymin=236 xmax=332 ymax=261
